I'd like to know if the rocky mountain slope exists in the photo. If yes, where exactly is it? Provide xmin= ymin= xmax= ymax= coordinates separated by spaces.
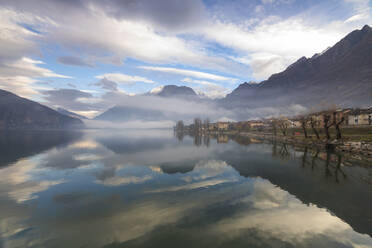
xmin=0 ymin=89 xmax=84 ymax=129
xmin=223 ymin=25 xmax=372 ymax=109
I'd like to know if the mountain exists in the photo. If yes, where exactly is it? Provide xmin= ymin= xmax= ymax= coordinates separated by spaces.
xmin=0 ymin=89 xmax=84 ymax=129
xmin=155 ymin=85 xmax=197 ymax=98
xmin=94 ymin=105 xmax=167 ymax=122
xmin=223 ymin=25 xmax=372 ymax=109
xmin=95 ymin=85 xmax=200 ymax=122
xmin=57 ymin=108 xmax=88 ymax=120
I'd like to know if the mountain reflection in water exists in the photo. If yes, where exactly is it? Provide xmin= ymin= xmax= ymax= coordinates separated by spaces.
xmin=1 ymin=129 xmax=372 ymax=248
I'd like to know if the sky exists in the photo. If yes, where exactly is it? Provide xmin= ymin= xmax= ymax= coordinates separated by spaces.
xmin=0 ymin=0 xmax=371 ymax=118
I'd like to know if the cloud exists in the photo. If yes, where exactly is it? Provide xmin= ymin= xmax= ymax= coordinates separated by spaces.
xmin=344 ymin=0 xmax=371 ymax=23
xmin=93 ymin=78 xmax=118 ymax=92
xmin=244 ymin=52 xmax=287 ymax=79
xmin=96 ymin=175 xmax=153 ymax=186
xmin=97 ymin=0 xmax=207 ymax=32
xmin=181 ymin=78 xmax=231 ymax=99
xmin=200 ymin=18 xmax=344 ymax=79
xmin=0 ymin=57 xmax=72 ymax=97
xmin=149 ymin=85 xmax=164 ymax=94
xmin=3 ymin=57 xmax=72 ymax=79
xmin=0 ymin=8 xmax=40 ymax=63
xmin=1 ymin=0 xmax=207 ymax=33
xmin=0 ymin=8 xmax=73 ymax=97
xmin=41 ymin=88 xmax=94 ymax=111
xmin=0 ymin=0 xmax=245 ymax=77
xmin=139 ymin=66 xmax=237 ymax=82
xmin=96 ymin=73 xmax=155 ymax=84
xmin=57 ymin=56 xmax=94 ymax=67
xmin=45 ymin=8 xmax=237 ymax=73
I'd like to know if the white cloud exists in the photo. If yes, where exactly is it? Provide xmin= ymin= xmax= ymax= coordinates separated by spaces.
xmin=181 ymin=78 xmax=231 ymax=99
xmin=0 ymin=8 xmax=40 ymax=62
xmin=42 ymin=7 xmax=239 ymax=74
xmin=0 ymin=9 xmax=71 ymax=97
xmin=241 ymin=52 xmax=287 ymax=79
xmin=150 ymin=85 xmax=164 ymax=94
xmin=139 ymin=66 xmax=237 ymax=82
xmin=0 ymin=57 xmax=72 ymax=97
xmin=345 ymin=13 xmax=369 ymax=23
xmin=4 ymin=57 xmax=72 ymax=79
xmin=344 ymin=0 xmax=371 ymax=23
xmin=201 ymin=18 xmax=344 ymax=79
xmin=96 ymin=175 xmax=153 ymax=186
xmin=96 ymin=73 xmax=155 ymax=84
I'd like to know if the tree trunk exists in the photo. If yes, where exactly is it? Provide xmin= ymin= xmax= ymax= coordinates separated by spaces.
xmin=311 ymin=122 xmax=320 ymax=139
xmin=301 ymin=121 xmax=308 ymax=138
xmin=324 ymin=125 xmax=330 ymax=140
xmin=333 ymin=113 xmax=344 ymax=140
xmin=323 ymin=114 xmax=332 ymax=140
xmin=310 ymin=118 xmax=320 ymax=140
xmin=335 ymin=124 xmax=342 ymax=140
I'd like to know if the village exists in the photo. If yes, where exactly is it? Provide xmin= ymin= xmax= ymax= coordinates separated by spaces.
xmin=175 ymin=107 xmax=372 ymax=158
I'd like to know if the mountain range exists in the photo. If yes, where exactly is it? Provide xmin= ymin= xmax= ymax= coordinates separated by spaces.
xmin=223 ymin=24 xmax=372 ymax=109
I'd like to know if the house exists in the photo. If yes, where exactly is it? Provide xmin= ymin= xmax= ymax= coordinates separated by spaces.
xmin=208 ymin=123 xmax=218 ymax=131
xmin=348 ymin=108 xmax=372 ymax=126
xmin=309 ymin=109 xmax=351 ymax=127
xmin=248 ymin=120 xmax=264 ymax=129
xmin=217 ymin=122 xmax=230 ymax=131
xmin=234 ymin=121 xmax=250 ymax=130
xmin=288 ymin=119 xmax=302 ymax=128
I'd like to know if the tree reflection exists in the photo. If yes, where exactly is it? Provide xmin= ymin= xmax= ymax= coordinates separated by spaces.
xmin=297 ymin=145 xmax=348 ymax=183
xmin=175 ymin=130 xmax=184 ymax=142
xmin=311 ymin=149 xmax=319 ymax=171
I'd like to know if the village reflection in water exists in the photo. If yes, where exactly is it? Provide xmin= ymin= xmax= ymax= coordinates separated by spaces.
xmin=181 ymin=132 xmax=354 ymax=185
xmin=1 ymin=129 xmax=372 ymax=248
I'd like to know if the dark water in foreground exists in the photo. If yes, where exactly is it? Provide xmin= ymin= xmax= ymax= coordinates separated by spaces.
xmin=1 ymin=130 xmax=372 ymax=248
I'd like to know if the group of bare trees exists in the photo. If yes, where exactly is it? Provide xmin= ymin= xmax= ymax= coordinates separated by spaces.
xmin=175 ymin=118 xmax=210 ymax=134
xmin=271 ymin=110 xmax=345 ymax=141
xmin=321 ymin=111 xmax=345 ymax=141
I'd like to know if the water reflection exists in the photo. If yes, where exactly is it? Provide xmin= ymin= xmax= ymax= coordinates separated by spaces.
xmin=0 ymin=130 xmax=82 ymax=168
xmin=0 ymin=130 xmax=372 ymax=248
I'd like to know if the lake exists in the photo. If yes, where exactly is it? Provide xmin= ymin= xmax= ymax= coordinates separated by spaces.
xmin=1 ymin=129 xmax=372 ymax=248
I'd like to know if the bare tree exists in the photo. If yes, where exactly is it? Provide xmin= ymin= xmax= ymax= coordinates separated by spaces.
xmin=194 ymin=118 xmax=202 ymax=134
xmin=332 ymin=111 xmax=345 ymax=140
xmin=271 ymin=118 xmax=278 ymax=136
xmin=323 ymin=113 xmax=333 ymax=141
xmin=278 ymin=118 xmax=289 ymax=136
xmin=310 ymin=116 xmax=320 ymax=140
xmin=300 ymin=116 xmax=308 ymax=138
xmin=203 ymin=118 xmax=210 ymax=132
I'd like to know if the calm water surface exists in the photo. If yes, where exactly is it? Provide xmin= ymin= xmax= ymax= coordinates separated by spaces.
xmin=1 ymin=129 xmax=372 ymax=248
